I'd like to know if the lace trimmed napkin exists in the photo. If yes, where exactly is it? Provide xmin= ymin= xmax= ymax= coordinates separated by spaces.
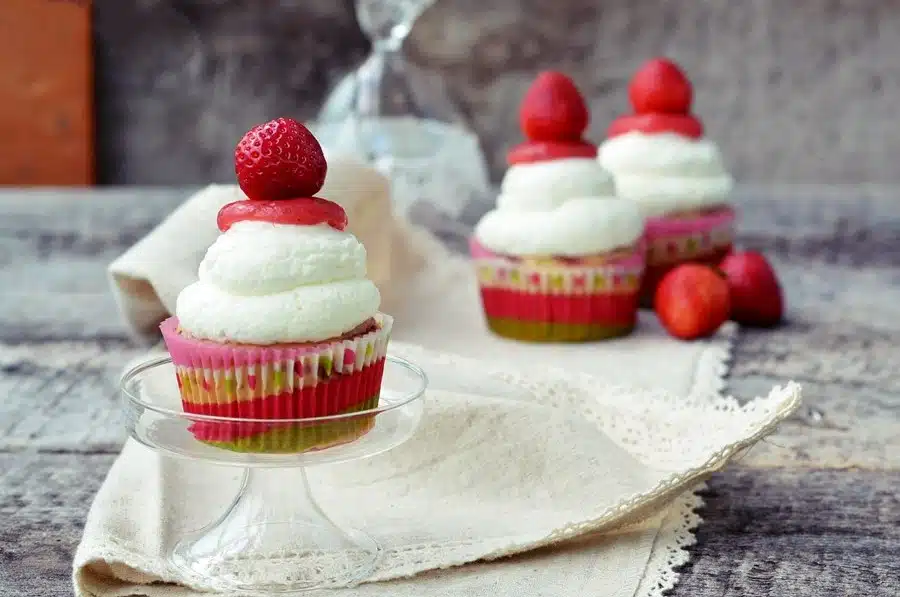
xmin=86 ymin=184 xmax=803 ymax=597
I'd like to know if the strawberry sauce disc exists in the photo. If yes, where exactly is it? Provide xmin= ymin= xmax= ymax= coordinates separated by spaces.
xmin=217 ymin=197 xmax=348 ymax=232
xmin=507 ymin=140 xmax=598 ymax=165
xmin=607 ymin=113 xmax=704 ymax=139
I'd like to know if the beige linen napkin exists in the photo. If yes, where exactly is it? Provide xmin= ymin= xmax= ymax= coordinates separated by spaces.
xmin=76 ymin=342 xmax=800 ymax=597
xmin=90 ymin=183 xmax=802 ymax=597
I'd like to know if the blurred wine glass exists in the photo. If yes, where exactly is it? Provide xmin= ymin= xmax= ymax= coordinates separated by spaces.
xmin=314 ymin=0 xmax=491 ymax=227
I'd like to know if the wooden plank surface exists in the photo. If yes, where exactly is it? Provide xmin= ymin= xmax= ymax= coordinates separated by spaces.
xmin=1 ymin=187 xmax=899 ymax=596
xmin=682 ymin=468 xmax=900 ymax=597
xmin=0 ymin=0 xmax=94 ymax=185
xmin=1 ymin=454 xmax=897 ymax=596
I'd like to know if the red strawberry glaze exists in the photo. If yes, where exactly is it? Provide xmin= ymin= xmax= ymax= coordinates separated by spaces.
xmin=217 ymin=197 xmax=348 ymax=232
xmin=507 ymin=140 xmax=597 ymax=165
xmin=607 ymin=113 xmax=703 ymax=139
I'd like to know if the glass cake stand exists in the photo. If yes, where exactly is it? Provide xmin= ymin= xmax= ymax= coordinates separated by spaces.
xmin=121 ymin=355 xmax=428 ymax=595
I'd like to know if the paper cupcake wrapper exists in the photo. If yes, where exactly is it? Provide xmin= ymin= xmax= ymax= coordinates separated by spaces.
xmin=187 ymin=392 xmax=381 ymax=454
xmin=640 ymin=207 xmax=736 ymax=305
xmin=644 ymin=206 xmax=735 ymax=266
xmin=469 ymin=239 xmax=644 ymax=342
xmin=159 ymin=314 xmax=392 ymax=453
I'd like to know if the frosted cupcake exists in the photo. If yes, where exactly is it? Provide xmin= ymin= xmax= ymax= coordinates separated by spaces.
xmin=471 ymin=72 xmax=645 ymax=342
xmin=598 ymin=58 xmax=735 ymax=306
xmin=160 ymin=118 xmax=391 ymax=453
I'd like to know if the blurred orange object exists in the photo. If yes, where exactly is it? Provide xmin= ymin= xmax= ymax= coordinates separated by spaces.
xmin=0 ymin=0 xmax=94 ymax=186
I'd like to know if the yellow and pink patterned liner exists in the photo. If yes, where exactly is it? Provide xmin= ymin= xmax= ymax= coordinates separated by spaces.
xmin=159 ymin=313 xmax=393 ymax=453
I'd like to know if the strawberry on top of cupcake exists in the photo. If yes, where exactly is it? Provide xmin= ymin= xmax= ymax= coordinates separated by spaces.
xmin=469 ymin=72 xmax=645 ymax=343
xmin=177 ymin=118 xmax=380 ymax=345
xmin=474 ymin=71 xmax=643 ymax=261
xmin=161 ymin=117 xmax=392 ymax=453
xmin=598 ymin=58 xmax=733 ymax=219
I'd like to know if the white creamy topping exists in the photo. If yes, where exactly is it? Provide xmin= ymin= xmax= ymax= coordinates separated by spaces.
xmin=597 ymin=132 xmax=733 ymax=218
xmin=474 ymin=157 xmax=644 ymax=257
xmin=176 ymin=220 xmax=380 ymax=344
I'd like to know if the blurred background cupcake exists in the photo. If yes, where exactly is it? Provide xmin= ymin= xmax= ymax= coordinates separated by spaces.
xmin=470 ymin=72 xmax=645 ymax=342
xmin=598 ymin=58 xmax=735 ymax=307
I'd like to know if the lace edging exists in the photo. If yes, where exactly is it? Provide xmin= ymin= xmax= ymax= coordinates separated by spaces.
xmin=634 ymin=318 xmax=735 ymax=597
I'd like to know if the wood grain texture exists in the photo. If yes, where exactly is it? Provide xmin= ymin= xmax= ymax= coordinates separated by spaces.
xmin=730 ymin=374 xmax=900 ymax=470
xmin=0 ymin=0 xmax=94 ymax=185
xmin=0 ymin=340 xmax=139 ymax=452
xmin=1 ymin=187 xmax=899 ymax=596
xmin=1 ymin=454 xmax=896 ymax=597
xmin=678 ymin=468 xmax=900 ymax=597
xmin=0 ymin=188 xmax=188 ymax=342
xmin=0 ymin=453 xmax=115 ymax=597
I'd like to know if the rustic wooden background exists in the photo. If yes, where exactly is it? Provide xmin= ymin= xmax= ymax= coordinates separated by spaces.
xmin=0 ymin=0 xmax=93 ymax=185
xmin=92 ymin=0 xmax=900 ymax=185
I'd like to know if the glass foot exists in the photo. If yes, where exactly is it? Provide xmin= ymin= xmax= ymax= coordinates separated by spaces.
xmin=169 ymin=467 xmax=383 ymax=595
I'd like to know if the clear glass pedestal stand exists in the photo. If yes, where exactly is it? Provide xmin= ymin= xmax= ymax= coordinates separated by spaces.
xmin=121 ymin=356 xmax=428 ymax=595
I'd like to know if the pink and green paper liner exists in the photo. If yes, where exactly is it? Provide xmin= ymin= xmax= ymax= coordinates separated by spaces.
xmin=469 ymin=239 xmax=645 ymax=342
xmin=640 ymin=206 xmax=735 ymax=305
xmin=160 ymin=313 xmax=392 ymax=453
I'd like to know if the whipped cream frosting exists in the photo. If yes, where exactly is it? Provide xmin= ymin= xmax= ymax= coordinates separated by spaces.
xmin=597 ymin=132 xmax=733 ymax=218
xmin=474 ymin=158 xmax=644 ymax=257
xmin=176 ymin=220 xmax=380 ymax=345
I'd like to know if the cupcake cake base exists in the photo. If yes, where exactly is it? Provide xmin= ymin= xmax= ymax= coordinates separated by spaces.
xmin=189 ymin=394 xmax=379 ymax=454
xmin=160 ymin=314 xmax=392 ymax=454
xmin=471 ymin=239 xmax=644 ymax=343
xmin=485 ymin=318 xmax=633 ymax=343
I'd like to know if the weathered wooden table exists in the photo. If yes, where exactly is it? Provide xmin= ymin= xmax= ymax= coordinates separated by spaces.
xmin=1 ymin=187 xmax=898 ymax=596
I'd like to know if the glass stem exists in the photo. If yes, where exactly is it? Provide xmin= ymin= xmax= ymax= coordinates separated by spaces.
xmin=356 ymin=37 xmax=407 ymax=118
xmin=374 ymin=35 xmax=404 ymax=54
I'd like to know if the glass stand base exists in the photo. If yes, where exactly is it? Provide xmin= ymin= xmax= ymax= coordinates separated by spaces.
xmin=169 ymin=467 xmax=383 ymax=595
xmin=122 ymin=355 xmax=427 ymax=596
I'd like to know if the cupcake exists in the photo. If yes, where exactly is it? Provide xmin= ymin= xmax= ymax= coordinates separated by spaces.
xmin=598 ymin=58 xmax=735 ymax=306
xmin=470 ymin=72 xmax=645 ymax=343
xmin=160 ymin=118 xmax=391 ymax=453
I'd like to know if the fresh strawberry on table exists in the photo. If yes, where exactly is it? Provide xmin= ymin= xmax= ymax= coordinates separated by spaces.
xmin=720 ymin=251 xmax=785 ymax=327
xmin=655 ymin=264 xmax=731 ymax=340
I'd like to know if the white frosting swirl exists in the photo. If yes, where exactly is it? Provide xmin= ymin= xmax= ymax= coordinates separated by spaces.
xmin=597 ymin=132 xmax=733 ymax=218
xmin=176 ymin=220 xmax=380 ymax=345
xmin=474 ymin=157 xmax=644 ymax=257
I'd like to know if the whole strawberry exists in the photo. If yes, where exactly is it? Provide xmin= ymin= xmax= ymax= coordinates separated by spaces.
xmin=235 ymin=117 xmax=327 ymax=200
xmin=608 ymin=57 xmax=703 ymax=139
xmin=519 ymin=71 xmax=589 ymax=142
xmin=655 ymin=264 xmax=730 ymax=340
xmin=629 ymin=57 xmax=693 ymax=114
xmin=720 ymin=251 xmax=784 ymax=327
